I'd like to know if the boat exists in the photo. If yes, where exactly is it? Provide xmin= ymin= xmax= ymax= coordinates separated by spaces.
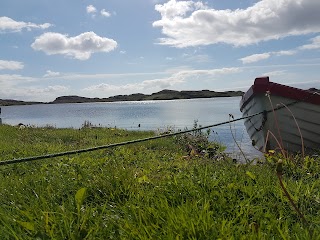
xmin=240 ymin=76 xmax=320 ymax=154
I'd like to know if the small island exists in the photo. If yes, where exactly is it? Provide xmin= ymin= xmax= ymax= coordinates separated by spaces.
xmin=0 ymin=89 xmax=244 ymax=106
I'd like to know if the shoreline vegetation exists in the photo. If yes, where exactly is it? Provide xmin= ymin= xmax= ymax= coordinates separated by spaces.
xmin=0 ymin=124 xmax=320 ymax=238
xmin=0 ymin=89 xmax=244 ymax=106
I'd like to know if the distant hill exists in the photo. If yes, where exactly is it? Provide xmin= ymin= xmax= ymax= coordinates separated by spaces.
xmin=0 ymin=89 xmax=244 ymax=106
xmin=52 ymin=89 xmax=244 ymax=104
xmin=0 ymin=99 xmax=42 ymax=106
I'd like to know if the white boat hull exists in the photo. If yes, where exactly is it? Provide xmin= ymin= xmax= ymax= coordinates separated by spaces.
xmin=241 ymin=92 xmax=320 ymax=154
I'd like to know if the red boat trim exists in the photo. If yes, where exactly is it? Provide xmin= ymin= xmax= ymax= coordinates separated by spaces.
xmin=240 ymin=77 xmax=320 ymax=112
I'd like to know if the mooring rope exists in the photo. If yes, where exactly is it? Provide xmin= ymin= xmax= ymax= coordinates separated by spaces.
xmin=0 ymin=111 xmax=265 ymax=166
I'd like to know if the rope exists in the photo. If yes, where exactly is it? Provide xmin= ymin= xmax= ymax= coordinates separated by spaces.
xmin=0 ymin=111 xmax=264 ymax=166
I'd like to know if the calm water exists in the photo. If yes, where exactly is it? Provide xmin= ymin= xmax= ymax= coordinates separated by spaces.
xmin=0 ymin=97 xmax=262 ymax=158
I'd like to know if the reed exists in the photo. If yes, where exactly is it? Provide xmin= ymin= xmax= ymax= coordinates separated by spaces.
xmin=259 ymin=98 xmax=311 ymax=228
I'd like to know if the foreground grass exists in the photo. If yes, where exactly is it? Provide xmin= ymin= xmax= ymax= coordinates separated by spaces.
xmin=0 ymin=124 xmax=320 ymax=239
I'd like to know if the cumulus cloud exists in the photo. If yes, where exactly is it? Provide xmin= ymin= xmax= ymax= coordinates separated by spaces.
xmin=153 ymin=0 xmax=320 ymax=47
xmin=43 ymin=70 xmax=60 ymax=77
xmin=0 ymin=16 xmax=51 ymax=33
xmin=87 ymin=5 xmax=112 ymax=18
xmin=86 ymin=5 xmax=97 ymax=14
xmin=31 ymin=32 xmax=118 ymax=60
xmin=101 ymin=9 xmax=111 ymax=17
xmin=0 ymin=60 xmax=24 ymax=70
xmin=154 ymin=0 xmax=206 ymax=19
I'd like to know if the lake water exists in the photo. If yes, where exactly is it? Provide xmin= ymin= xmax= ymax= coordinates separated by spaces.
xmin=0 ymin=97 xmax=262 ymax=159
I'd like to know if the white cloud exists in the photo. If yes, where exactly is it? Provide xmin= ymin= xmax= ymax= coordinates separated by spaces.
xmin=0 ymin=84 xmax=69 ymax=102
xmin=240 ymin=35 xmax=319 ymax=64
xmin=153 ymin=0 xmax=320 ymax=47
xmin=0 ymin=74 xmax=34 ymax=83
xmin=0 ymin=60 xmax=24 ymax=70
xmin=0 ymin=73 xmax=68 ymax=101
xmin=86 ymin=5 xmax=97 ymax=14
xmin=299 ymin=35 xmax=320 ymax=50
xmin=44 ymin=71 xmax=167 ymax=81
xmin=84 ymin=77 xmax=183 ymax=93
xmin=26 ymin=85 xmax=68 ymax=94
xmin=177 ymin=67 xmax=241 ymax=78
xmin=273 ymin=50 xmax=297 ymax=56
xmin=0 ymin=67 xmax=242 ymax=100
xmin=154 ymin=0 xmax=206 ymax=19
xmin=0 ymin=74 xmax=36 ymax=93
xmin=101 ymin=9 xmax=111 ymax=17
xmin=87 ymin=5 xmax=112 ymax=18
xmin=240 ymin=50 xmax=297 ymax=64
xmin=43 ymin=70 xmax=60 ymax=77
xmin=0 ymin=16 xmax=52 ymax=33
xmin=262 ymin=70 xmax=287 ymax=76
xmin=240 ymin=53 xmax=271 ymax=64
xmin=84 ymin=67 xmax=241 ymax=93
xmin=31 ymin=32 xmax=118 ymax=60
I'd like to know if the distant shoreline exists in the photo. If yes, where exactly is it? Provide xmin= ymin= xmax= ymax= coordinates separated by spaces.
xmin=0 ymin=89 xmax=244 ymax=106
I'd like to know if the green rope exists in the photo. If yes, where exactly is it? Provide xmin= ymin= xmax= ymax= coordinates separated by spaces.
xmin=0 ymin=112 xmax=263 ymax=166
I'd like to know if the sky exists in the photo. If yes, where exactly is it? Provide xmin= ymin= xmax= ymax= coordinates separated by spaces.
xmin=1 ymin=0 xmax=320 ymax=102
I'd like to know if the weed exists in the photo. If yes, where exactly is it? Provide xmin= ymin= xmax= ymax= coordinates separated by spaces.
xmin=174 ymin=120 xmax=226 ymax=160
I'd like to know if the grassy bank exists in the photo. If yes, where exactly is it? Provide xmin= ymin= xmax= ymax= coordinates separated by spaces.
xmin=0 ymin=124 xmax=319 ymax=239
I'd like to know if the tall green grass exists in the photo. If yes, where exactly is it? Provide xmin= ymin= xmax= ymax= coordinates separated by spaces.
xmin=0 ymin=124 xmax=319 ymax=239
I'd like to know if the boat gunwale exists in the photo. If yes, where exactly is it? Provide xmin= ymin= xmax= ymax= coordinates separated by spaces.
xmin=240 ymin=76 xmax=320 ymax=112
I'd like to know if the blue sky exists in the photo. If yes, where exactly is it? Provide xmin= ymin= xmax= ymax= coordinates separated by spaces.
xmin=1 ymin=0 xmax=320 ymax=102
